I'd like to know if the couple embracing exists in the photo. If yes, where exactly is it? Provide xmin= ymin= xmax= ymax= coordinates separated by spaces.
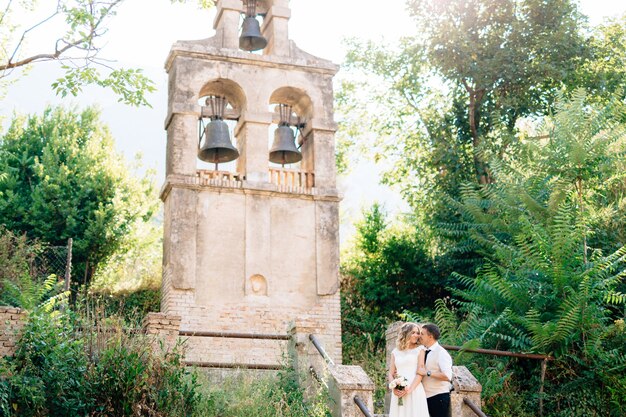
xmin=388 ymin=323 xmax=452 ymax=417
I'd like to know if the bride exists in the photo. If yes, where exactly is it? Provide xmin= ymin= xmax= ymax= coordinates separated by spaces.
xmin=388 ymin=322 xmax=430 ymax=417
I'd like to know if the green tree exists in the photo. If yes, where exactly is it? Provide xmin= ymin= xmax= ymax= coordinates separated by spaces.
xmin=0 ymin=106 xmax=158 ymax=286
xmin=341 ymin=204 xmax=445 ymax=343
xmin=337 ymin=0 xmax=595 ymax=281
xmin=340 ymin=0 xmax=587 ymax=192
xmin=407 ymin=0 xmax=586 ymax=184
xmin=570 ymin=15 xmax=626 ymax=105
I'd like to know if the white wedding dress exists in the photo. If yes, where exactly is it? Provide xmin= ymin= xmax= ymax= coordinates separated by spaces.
xmin=389 ymin=346 xmax=430 ymax=417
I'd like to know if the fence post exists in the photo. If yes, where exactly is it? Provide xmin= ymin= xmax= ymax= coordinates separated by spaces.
xmin=64 ymin=238 xmax=73 ymax=292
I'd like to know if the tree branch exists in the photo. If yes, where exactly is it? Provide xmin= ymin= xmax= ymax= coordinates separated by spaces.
xmin=1 ymin=0 xmax=122 ymax=73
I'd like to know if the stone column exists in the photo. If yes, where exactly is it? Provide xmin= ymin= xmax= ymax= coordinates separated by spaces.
xmin=166 ymin=113 xmax=199 ymax=176
xmin=327 ymin=365 xmax=375 ymax=417
xmin=308 ymin=128 xmax=337 ymax=191
xmin=261 ymin=0 xmax=290 ymax=56
xmin=287 ymin=320 xmax=326 ymax=399
xmin=315 ymin=200 xmax=340 ymax=295
xmin=163 ymin=187 xmax=198 ymax=291
xmin=384 ymin=321 xmax=403 ymax=414
xmin=236 ymin=113 xmax=271 ymax=184
xmin=214 ymin=0 xmax=243 ymax=50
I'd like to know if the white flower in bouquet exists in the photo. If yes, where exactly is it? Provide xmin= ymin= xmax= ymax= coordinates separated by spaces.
xmin=388 ymin=375 xmax=409 ymax=405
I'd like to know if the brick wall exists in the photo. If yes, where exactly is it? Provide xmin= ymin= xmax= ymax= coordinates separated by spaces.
xmin=164 ymin=290 xmax=343 ymax=367
xmin=0 ymin=307 xmax=27 ymax=357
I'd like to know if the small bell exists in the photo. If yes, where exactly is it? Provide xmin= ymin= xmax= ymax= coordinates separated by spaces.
xmin=239 ymin=0 xmax=267 ymax=52
xmin=198 ymin=96 xmax=239 ymax=167
xmin=239 ymin=16 xmax=267 ymax=51
xmin=269 ymin=124 xmax=302 ymax=165
xmin=198 ymin=119 xmax=239 ymax=164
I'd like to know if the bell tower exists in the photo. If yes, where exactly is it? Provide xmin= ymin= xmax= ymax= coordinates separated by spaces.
xmin=161 ymin=0 xmax=342 ymax=366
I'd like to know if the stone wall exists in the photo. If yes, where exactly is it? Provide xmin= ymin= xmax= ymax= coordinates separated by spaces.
xmin=143 ymin=312 xmax=182 ymax=353
xmin=0 ymin=307 xmax=27 ymax=357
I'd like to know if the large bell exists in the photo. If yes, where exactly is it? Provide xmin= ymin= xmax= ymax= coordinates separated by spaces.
xmin=198 ymin=119 xmax=239 ymax=164
xmin=239 ymin=16 xmax=267 ymax=51
xmin=269 ymin=125 xmax=302 ymax=165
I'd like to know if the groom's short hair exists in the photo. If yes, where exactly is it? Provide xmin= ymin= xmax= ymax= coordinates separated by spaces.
xmin=422 ymin=323 xmax=441 ymax=340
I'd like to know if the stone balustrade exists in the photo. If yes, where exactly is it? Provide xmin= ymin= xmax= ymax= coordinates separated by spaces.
xmin=268 ymin=167 xmax=315 ymax=192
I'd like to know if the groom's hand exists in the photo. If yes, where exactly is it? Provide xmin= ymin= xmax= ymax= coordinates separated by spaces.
xmin=417 ymin=367 xmax=427 ymax=376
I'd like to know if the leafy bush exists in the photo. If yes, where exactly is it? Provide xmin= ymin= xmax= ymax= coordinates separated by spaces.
xmin=2 ymin=308 xmax=91 ymax=417
xmin=0 ymin=306 xmax=201 ymax=417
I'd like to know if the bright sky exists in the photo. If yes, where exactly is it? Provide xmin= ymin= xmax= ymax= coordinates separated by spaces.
xmin=2 ymin=0 xmax=626 ymax=242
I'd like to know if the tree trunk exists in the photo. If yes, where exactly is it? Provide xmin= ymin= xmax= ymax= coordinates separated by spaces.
xmin=464 ymin=80 xmax=489 ymax=184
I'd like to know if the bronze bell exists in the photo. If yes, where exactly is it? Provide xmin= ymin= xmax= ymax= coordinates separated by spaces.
xmin=269 ymin=124 xmax=302 ymax=165
xmin=198 ymin=119 xmax=239 ymax=164
xmin=239 ymin=16 xmax=267 ymax=51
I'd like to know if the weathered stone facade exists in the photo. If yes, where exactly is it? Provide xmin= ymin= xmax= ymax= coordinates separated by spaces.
xmin=161 ymin=0 xmax=342 ymax=368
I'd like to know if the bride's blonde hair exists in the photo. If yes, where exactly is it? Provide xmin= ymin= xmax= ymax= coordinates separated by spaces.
xmin=396 ymin=322 xmax=419 ymax=351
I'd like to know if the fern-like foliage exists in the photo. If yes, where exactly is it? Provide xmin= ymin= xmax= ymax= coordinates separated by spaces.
xmin=436 ymin=90 xmax=626 ymax=414
xmin=1 ymin=274 xmax=63 ymax=310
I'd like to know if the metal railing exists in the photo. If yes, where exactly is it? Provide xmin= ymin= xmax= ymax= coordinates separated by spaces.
xmin=464 ymin=398 xmax=488 ymax=417
xmin=308 ymin=334 xmax=374 ymax=417
xmin=442 ymin=343 xmax=551 ymax=416
xmin=179 ymin=330 xmax=290 ymax=340
xmin=354 ymin=395 xmax=374 ymax=417
xmin=183 ymin=361 xmax=282 ymax=370
xmin=442 ymin=344 xmax=553 ymax=361
xmin=308 ymin=333 xmax=335 ymax=366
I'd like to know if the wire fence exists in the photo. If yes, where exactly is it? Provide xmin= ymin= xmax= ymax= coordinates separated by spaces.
xmin=29 ymin=238 xmax=73 ymax=290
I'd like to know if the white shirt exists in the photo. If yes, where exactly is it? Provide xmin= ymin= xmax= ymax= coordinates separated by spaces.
xmin=422 ymin=341 xmax=453 ymax=398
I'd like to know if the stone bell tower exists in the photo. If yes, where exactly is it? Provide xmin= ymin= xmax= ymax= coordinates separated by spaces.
xmin=161 ymin=0 xmax=342 ymax=366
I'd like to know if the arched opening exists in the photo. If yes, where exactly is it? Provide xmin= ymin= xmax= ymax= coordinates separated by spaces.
xmin=196 ymin=79 xmax=246 ymax=177
xmin=267 ymin=87 xmax=315 ymax=189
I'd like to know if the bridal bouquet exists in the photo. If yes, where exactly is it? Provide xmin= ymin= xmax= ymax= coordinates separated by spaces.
xmin=388 ymin=375 xmax=409 ymax=405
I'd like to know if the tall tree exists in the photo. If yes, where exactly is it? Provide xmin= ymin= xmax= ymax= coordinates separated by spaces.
xmin=0 ymin=106 xmax=158 ymax=285
xmin=339 ymin=0 xmax=588 ymax=206
xmin=407 ymin=0 xmax=586 ymax=184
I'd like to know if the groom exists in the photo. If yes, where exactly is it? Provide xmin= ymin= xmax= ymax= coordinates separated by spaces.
xmin=417 ymin=323 xmax=452 ymax=417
